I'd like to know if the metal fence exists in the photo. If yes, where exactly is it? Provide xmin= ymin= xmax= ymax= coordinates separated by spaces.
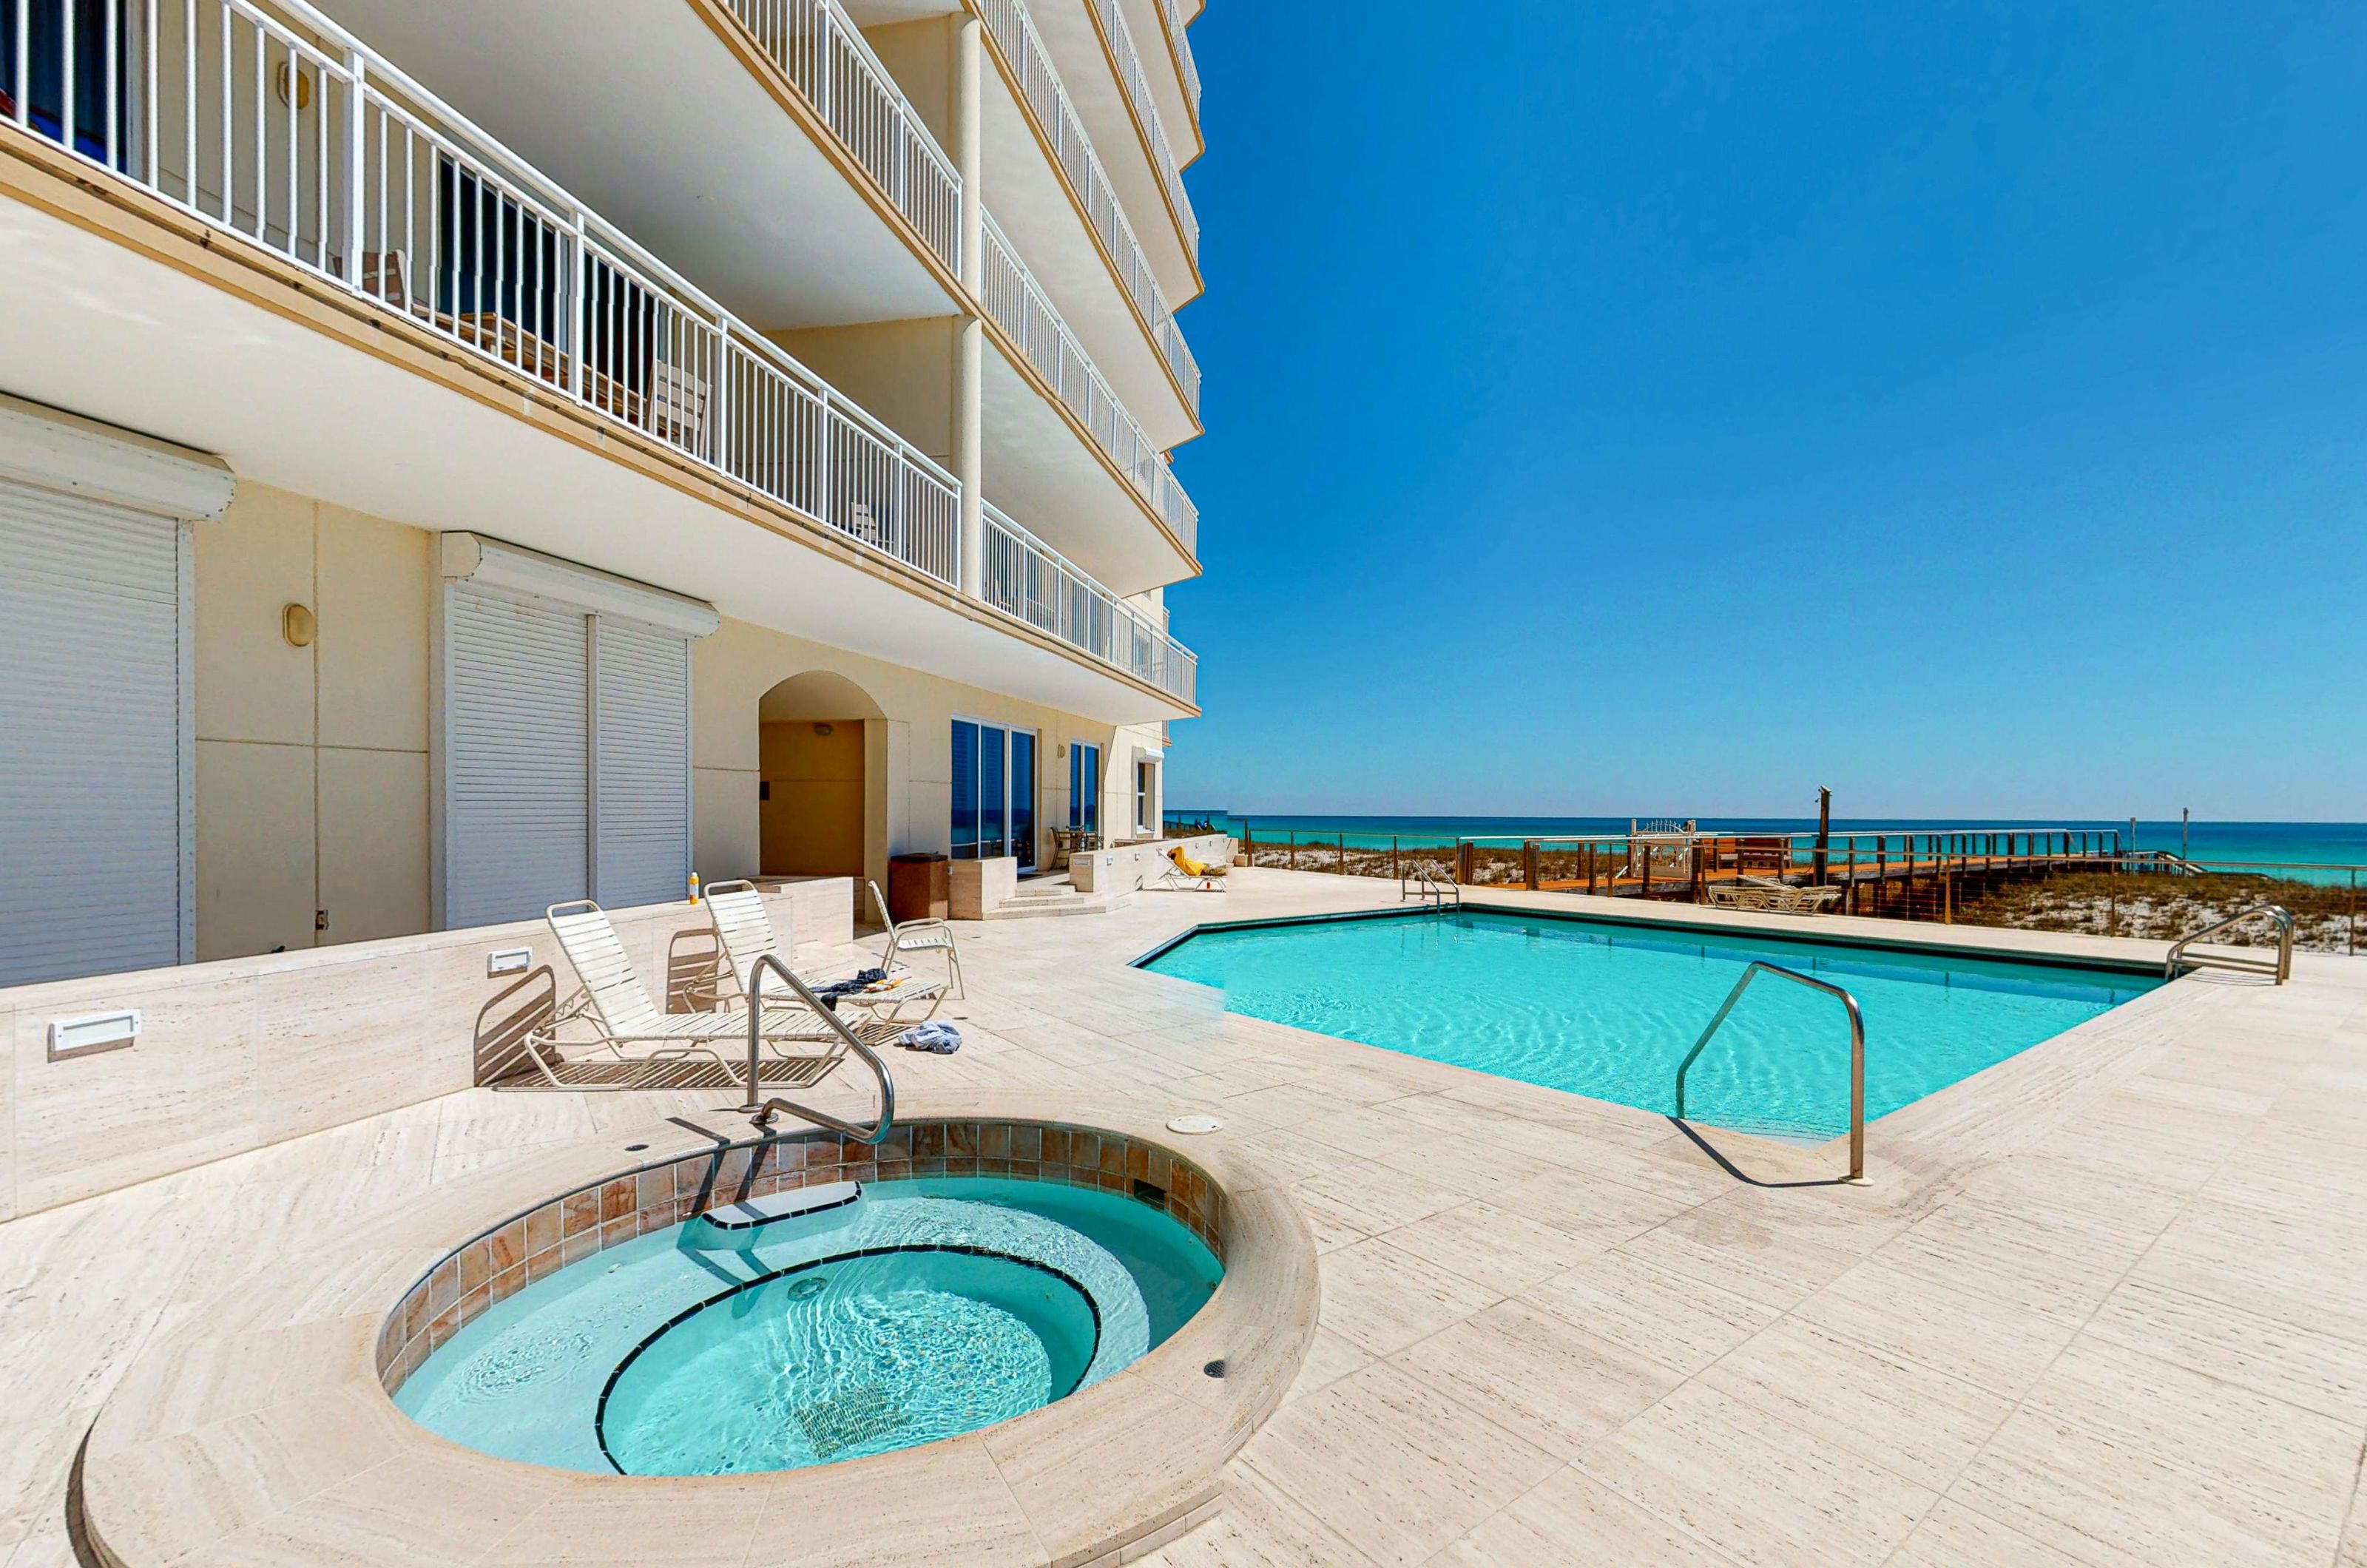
xmin=1226 ymin=824 xmax=2366 ymax=957
xmin=1086 ymin=0 xmax=1195 ymax=256
xmin=7 ymin=0 xmax=962 ymax=586
xmin=720 ymin=0 xmax=962 ymax=271
xmin=981 ymin=502 xmax=1196 ymax=703
xmin=976 ymin=0 xmax=1199 ymax=410
xmin=981 ymin=211 xmax=1196 ymax=553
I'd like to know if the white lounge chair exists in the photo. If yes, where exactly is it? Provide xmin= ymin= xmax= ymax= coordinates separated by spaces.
xmin=868 ymin=879 xmax=965 ymax=999
xmin=1701 ymin=875 xmax=1843 ymax=916
xmin=522 ymin=899 xmax=869 ymax=1092
xmin=704 ymin=879 xmax=946 ymax=1023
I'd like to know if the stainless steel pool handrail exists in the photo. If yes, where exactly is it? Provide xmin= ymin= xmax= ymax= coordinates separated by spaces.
xmin=739 ymin=954 xmax=897 ymax=1142
xmin=2164 ymin=904 xmax=2294 ymax=984
xmin=1672 ymin=962 xmax=1867 ymax=1183
xmin=1402 ymin=863 xmax=1460 ymax=910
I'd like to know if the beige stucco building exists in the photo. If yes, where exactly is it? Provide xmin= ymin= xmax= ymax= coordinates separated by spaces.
xmin=0 ymin=0 xmax=1207 ymax=981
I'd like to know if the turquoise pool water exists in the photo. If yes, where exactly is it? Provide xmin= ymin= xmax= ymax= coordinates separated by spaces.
xmin=396 ymin=1177 xmax=1221 ymax=1476
xmin=1142 ymin=911 xmax=2159 ymax=1140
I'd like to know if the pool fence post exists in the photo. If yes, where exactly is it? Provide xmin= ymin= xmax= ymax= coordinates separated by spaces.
xmin=1392 ymin=836 xmax=1400 ymax=882
xmin=1340 ymin=832 xmax=1348 ymax=875
xmin=1524 ymin=839 xmax=1539 ymax=891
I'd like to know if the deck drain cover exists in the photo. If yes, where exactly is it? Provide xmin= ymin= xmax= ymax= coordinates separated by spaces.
xmin=1166 ymin=1114 xmax=1223 ymax=1135
xmin=1204 ymin=1359 xmax=1226 ymax=1379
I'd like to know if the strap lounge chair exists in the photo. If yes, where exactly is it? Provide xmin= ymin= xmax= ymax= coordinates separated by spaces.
xmin=867 ymin=879 xmax=965 ymax=1000
xmin=1701 ymin=875 xmax=1843 ymax=916
xmin=522 ymin=899 xmax=879 ymax=1092
xmin=1158 ymin=845 xmax=1229 ymax=892
xmin=706 ymin=879 xmax=947 ymax=1021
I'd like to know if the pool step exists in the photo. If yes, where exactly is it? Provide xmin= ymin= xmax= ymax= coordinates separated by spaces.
xmin=701 ymin=1180 xmax=862 ymax=1230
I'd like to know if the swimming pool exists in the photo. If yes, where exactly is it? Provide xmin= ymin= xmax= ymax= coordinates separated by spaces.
xmin=396 ymin=1175 xmax=1221 ymax=1476
xmin=1141 ymin=910 xmax=2159 ymax=1140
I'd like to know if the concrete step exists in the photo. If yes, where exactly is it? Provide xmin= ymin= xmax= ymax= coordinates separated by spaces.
xmin=982 ymin=890 xmax=1132 ymax=919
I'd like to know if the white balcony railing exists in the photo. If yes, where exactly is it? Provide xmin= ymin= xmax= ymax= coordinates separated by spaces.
xmin=719 ymin=0 xmax=960 ymax=272
xmin=979 ymin=0 xmax=1200 ymax=413
xmin=6 ymin=0 xmax=961 ymax=580
xmin=982 ymin=211 xmax=1196 ymax=555
xmin=983 ymin=502 xmax=1196 ymax=703
xmin=1087 ymin=0 xmax=1195 ymax=257
xmin=1154 ymin=0 xmax=1201 ymax=123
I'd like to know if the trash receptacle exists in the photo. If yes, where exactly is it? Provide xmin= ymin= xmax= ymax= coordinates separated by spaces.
xmin=888 ymin=852 xmax=950 ymax=924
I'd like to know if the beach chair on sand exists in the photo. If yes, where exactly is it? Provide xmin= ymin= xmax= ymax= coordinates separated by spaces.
xmin=520 ymin=900 xmax=881 ymax=1092
xmin=1701 ymin=875 xmax=1843 ymax=916
xmin=705 ymin=879 xmax=946 ymax=1022
xmin=1158 ymin=844 xmax=1229 ymax=892
xmin=867 ymin=879 xmax=965 ymax=1000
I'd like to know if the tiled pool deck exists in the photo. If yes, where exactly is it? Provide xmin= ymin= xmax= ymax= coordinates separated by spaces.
xmin=5 ymin=868 xmax=2365 ymax=1566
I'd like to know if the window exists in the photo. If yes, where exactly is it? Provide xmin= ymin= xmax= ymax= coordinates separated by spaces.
xmin=1069 ymin=741 xmax=1101 ymax=838
xmin=1136 ymin=758 xmax=1158 ymax=837
xmin=952 ymin=720 xmax=1037 ymax=869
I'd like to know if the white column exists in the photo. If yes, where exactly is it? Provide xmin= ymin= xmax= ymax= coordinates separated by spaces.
xmin=953 ymin=13 xmax=986 ymax=600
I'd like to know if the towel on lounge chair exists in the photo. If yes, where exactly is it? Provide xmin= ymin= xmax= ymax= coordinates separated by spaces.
xmin=895 ymin=1021 xmax=962 ymax=1054
xmin=1169 ymin=846 xmax=1227 ymax=878
xmin=811 ymin=967 xmax=891 ymax=1004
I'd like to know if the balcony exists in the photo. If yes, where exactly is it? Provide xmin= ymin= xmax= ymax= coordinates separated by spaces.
xmin=978 ymin=0 xmax=1200 ymax=425
xmin=0 ymin=0 xmax=1191 ymax=716
xmin=983 ymin=503 xmax=1195 ymax=706
xmin=983 ymin=209 xmax=1195 ymax=563
xmin=1029 ymin=0 xmax=1198 ymax=289
xmin=318 ymin=0 xmax=962 ymax=332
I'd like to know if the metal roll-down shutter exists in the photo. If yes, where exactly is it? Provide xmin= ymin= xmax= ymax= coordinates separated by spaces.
xmin=0 ymin=479 xmax=190 ymax=984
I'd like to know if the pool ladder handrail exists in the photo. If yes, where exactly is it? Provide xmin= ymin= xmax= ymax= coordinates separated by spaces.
xmin=1402 ymin=862 xmax=1461 ymax=910
xmin=1673 ymin=962 xmax=1867 ymax=1183
xmin=2164 ymin=903 xmax=2294 ymax=984
xmin=739 ymin=953 xmax=897 ymax=1142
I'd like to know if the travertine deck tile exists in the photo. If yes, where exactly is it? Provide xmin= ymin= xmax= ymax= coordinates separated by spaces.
xmin=1240 ymin=1361 xmax=1559 ymax=1568
xmin=1392 ymin=1295 xmax=1683 ymax=1459
xmin=7 ymin=871 xmax=2363 ymax=1568
xmin=1575 ymin=1379 xmax=1939 ymax=1567
xmin=1433 ymin=1464 xmax=1748 ymax=1566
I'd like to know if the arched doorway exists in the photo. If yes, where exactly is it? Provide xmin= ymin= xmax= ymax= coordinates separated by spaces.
xmin=756 ymin=671 xmax=885 ymax=884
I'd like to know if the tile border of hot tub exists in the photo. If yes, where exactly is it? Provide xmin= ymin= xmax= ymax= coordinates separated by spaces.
xmin=80 ymin=1092 xmax=1318 ymax=1568
xmin=374 ymin=1118 xmax=1226 ymax=1394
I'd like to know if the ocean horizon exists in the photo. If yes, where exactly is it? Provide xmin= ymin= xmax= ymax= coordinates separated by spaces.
xmin=1169 ymin=813 xmax=2367 ymax=876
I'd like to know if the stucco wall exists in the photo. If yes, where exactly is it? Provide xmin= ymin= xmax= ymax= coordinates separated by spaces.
xmin=692 ymin=615 xmax=1142 ymax=891
xmin=193 ymin=480 xmax=433 ymax=962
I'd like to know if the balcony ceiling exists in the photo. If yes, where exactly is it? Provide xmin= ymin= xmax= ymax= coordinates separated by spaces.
xmin=327 ymin=0 xmax=958 ymax=331
xmin=982 ymin=340 xmax=1190 ymax=597
xmin=980 ymin=65 xmax=1195 ymax=449
xmin=0 ymin=189 xmax=1183 ymax=723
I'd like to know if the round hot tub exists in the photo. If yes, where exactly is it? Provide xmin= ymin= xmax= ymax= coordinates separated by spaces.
xmin=384 ymin=1131 xmax=1224 ymax=1476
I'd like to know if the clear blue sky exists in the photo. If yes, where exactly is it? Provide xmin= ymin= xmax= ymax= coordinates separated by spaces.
xmin=1163 ymin=2 xmax=2367 ymax=822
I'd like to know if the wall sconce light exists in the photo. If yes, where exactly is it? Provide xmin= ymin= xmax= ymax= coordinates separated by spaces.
xmin=274 ymin=61 xmax=313 ymax=110
xmin=282 ymin=603 xmax=317 ymax=648
xmin=1056 ymin=743 xmax=1068 ymax=758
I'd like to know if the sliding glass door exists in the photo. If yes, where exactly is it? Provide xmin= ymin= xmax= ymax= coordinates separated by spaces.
xmin=951 ymin=720 xmax=1037 ymax=870
xmin=1070 ymin=741 xmax=1101 ymax=839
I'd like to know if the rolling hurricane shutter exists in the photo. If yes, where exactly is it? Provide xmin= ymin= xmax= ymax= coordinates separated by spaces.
xmin=592 ymin=616 xmax=691 ymax=908
xmin=443 ymin=584 xmax=590 ymax=927
xmin=0 ymin=478 xmax=189 ymax=984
